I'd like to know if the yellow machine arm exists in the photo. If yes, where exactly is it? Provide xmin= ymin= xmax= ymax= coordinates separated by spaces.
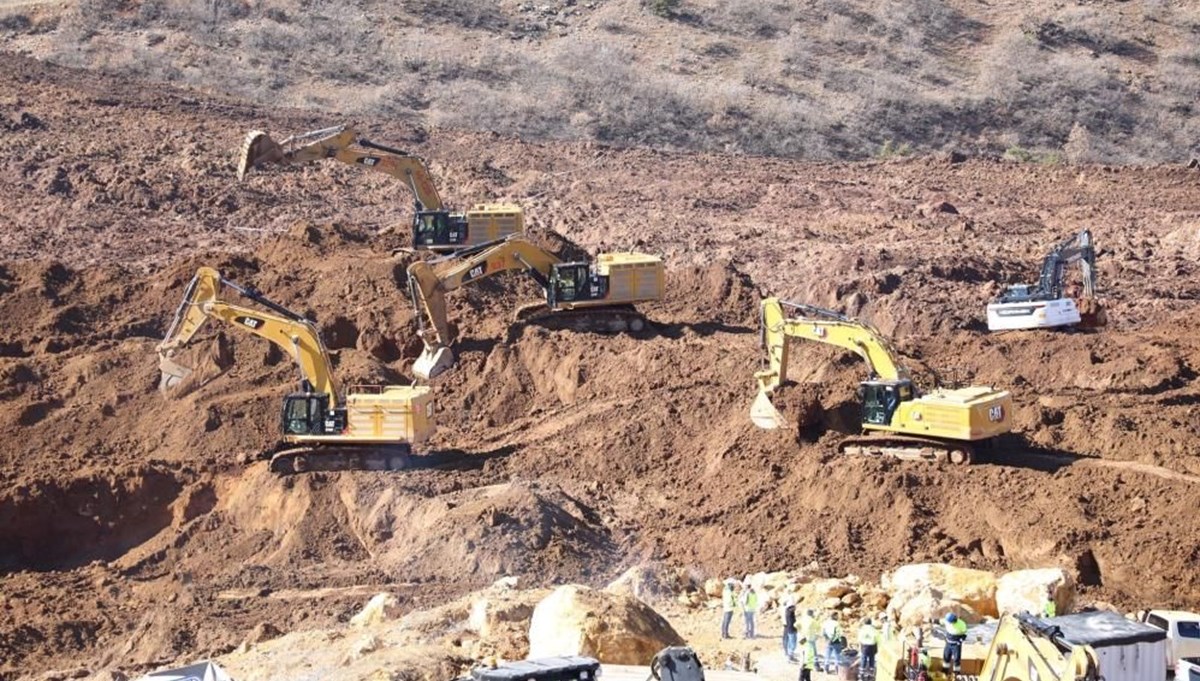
xmin=979 ymin=614 xmax=1101 ymax=681
xmin=407 ymin=236 xmax=562 ymax=378
xmin=754 ymin=296 xmax=908 ymax=394
xmin=157 ymin=267 xmax=341 ymax=405
xmin=237 ymin=124 xmax=445 ymax=210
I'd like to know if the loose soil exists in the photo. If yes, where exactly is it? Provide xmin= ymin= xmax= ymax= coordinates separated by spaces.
xmin=1 ymin=53 xmax=1198 ymax=678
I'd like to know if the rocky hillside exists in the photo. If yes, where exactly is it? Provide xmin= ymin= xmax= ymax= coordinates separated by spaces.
xmin=1 ymin=0 xmax=1199 ymax=162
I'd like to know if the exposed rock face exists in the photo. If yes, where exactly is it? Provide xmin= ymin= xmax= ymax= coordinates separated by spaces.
xmin=996 ymin=568 xmax=1075 ymax=615
xmin=350 ymin=593 xmax=400 ymax=628
xmin=883 ymin=563 xmax=999 ymax=619
xmin=527 ymin=585 xmax=684 ymax=665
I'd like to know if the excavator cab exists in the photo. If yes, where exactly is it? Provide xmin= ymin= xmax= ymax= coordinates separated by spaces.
xmin=281 ymin=392 xmax=346 ymax=436
xmin=549 ymin=263 xmax=607 ymax=307
xmin=860 ymin=379 xmax=915 ymax=426
xmin=413 ymin=210 xmax=467 ymax=249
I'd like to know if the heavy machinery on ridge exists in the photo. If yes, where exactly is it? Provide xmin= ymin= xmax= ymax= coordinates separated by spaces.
xmin=752 ymin=297 xmax=1012 ymax=464
xmin=157 ymin=266 xmax=435 ymax=473
xmin=408 ymin=235 xmax=664 ymax=380
xmin=987 ymin=229 xmax=1106 ymax=331
xmin=237 ymin=124 xmax=523 ymax=251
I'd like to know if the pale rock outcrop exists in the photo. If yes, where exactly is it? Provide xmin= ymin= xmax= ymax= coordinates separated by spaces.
xmin=528 ymin=584 xmax=684 ymax=665
xmin=887 ymin=585 xmax=981 ymax=628
xmin=995 ymin=567 xmax=1075 ymax=615
xmin=883 ymin=564 xmax=998 ymax=618
xmin=349 ymin=593 xmax=399 ymax=628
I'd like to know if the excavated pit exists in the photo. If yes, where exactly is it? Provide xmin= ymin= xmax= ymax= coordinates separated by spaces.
xmin=0 ymin=468 xmax=185 ymax=572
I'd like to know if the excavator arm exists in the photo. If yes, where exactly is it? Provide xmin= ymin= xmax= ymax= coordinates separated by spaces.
xmin=408 ymin=236 xmax=563 ymax=380
xmin=157 ymin=267 xmax=341 ymax=406
xmin=752 ymin=297 xmax=908 ymax=429
xmin=979 ymin=614 xmax=1101 ymax=681
xmin=237 ymin=124 xmax=445 ymax=210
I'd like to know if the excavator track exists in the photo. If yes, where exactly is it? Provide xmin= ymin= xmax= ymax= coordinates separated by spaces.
xmin=267 ymin=444 xmax=413 ymax=475
xmin=513 ymin=302 xmax=648 ymax=333
xmin=837 ymin=434 xmax=976 ymax=465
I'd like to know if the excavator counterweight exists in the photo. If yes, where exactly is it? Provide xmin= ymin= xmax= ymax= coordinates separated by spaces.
xmin=157 ymin=267 xmax=435 ymax=473
xmin=235 ymin=124 xmax=523 ymax=251
xmin=753 ymin=297 xmax=1013 ymax=464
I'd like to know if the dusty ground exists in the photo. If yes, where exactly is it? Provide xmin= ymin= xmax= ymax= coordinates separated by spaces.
xmin=1 ymin=52 xmax=1199 ymax=678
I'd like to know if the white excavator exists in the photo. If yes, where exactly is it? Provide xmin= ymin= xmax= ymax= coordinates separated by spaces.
xmin=986 ymin=229 xmax=1106 ymax=331
xmin=157 ymin=266 xmax=435 ymax=473
xmin=236 ymin=124 xmax=523 ymax=251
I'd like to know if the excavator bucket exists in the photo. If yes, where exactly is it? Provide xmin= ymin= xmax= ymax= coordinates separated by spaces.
xmin=1077 ymin=298 xmax=1108 ymax=328
xmin=158 ymin=355 xmax=194 ymax=393
xmin=236 ymin=130 xmax=284 ymax=181
xmin=413 ymin=346 xmax=455 ymax=382
xmin=750 ymin=389 xmax=786 ymax=430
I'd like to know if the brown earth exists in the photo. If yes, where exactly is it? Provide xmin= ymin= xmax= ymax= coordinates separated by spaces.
xmin=1 ymin=52 xmax=1199 ymax=678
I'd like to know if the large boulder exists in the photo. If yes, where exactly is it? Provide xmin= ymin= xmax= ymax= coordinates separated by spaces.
xmin=528 ymin=584 xmax=684 ymax=665
xmin=887 ymin=585 xmax=981 ymax=628
xmin=800 ymin=578 xmax=854 ymax=604
xmin=605 ymin=565 xmax=672 ymax=602
xmin=703 ymin=578 xmax=724 ymax=599
xmin=996 ymin=568 xmax=1075 ymax=616
xmin=883 ymin=564 xmax=998 ymax=618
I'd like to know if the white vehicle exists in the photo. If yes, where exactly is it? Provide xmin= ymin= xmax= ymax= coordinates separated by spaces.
xmin=986 ymin=296 xmax=1081 ymax=331
xmin=1139 ymin=610 xmax=1200 ymax=674
xmin=1178 ymin=658 xmax=1200 ymax=681
xmin=986 ymin=228 xmax=1104 ymax=331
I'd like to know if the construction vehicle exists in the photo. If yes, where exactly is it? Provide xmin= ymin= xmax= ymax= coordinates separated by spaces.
xmin=237 ymin=125 xmax=523 ymax=251
xmin=1139 ymin=609 xmax=1200 ymax=673
xmin=878 ymin=613 xmax=1102 ymax=681
xmin=751 ymin=297 xmax=1012 ymax=464
xmin=157 ymin=267 xmax=435 ymax=474
xmin=987 ymin=229 xmax=1106 ymax=331
xmin=408 ymin=235 xmax=664 ymax=380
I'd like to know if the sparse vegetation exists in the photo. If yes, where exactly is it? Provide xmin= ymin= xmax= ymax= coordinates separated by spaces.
xmin=643 ymin=0 xmax=681 ymax=19
xmin=12 ymin=0 xmax=1200 ymax=163
xmin=877 ymin=140 xmax=912 ymax=159
xmin=1002 ymin=146 xmax=1062 ymax=165
xmin=0 ymin=13 xmax=32 ymax=33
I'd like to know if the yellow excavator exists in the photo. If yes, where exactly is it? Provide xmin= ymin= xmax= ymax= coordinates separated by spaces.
xmin=751 ymin=297 xmax=1012 ymax=463
xmin=878 ymin=613 xmax=1101 ymax=680
xmin=408 ymin=235 xmax=664 ymax=380
xmin=236 ymin=124 xmax=523 ymax=251
xmin=157 ymin=267 xmax=435 ymax=474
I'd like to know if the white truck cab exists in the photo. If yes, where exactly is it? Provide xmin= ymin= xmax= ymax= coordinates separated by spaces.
xmin=1139 ymin=610 xmax=1200 ymax=673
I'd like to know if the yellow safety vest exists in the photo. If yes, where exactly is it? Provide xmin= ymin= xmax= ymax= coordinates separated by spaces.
xmin=859 ymin=624 xmax=878 ymax=646
xmin=801 ymin=640 xmax=818 ymax=670
xmin=722 ymin=589 xmax=735 ymax=612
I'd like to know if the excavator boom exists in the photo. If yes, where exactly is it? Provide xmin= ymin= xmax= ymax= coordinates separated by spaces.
xmin=157 ymin=267 xmax=340 ymax=405
xmin=752 ymin=297 xmax=907 ymax=429
xmin=237 ymin=125 xmax=444 ymax=210
xmin=977 ymin=614 xmax=1102 ymax=681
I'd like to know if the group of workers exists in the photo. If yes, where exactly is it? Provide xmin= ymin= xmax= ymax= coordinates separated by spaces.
xmin=719 ymin=578 xmax=761 ymax=640
xmin=719 ymin=579 xmax=1061 ymax=681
